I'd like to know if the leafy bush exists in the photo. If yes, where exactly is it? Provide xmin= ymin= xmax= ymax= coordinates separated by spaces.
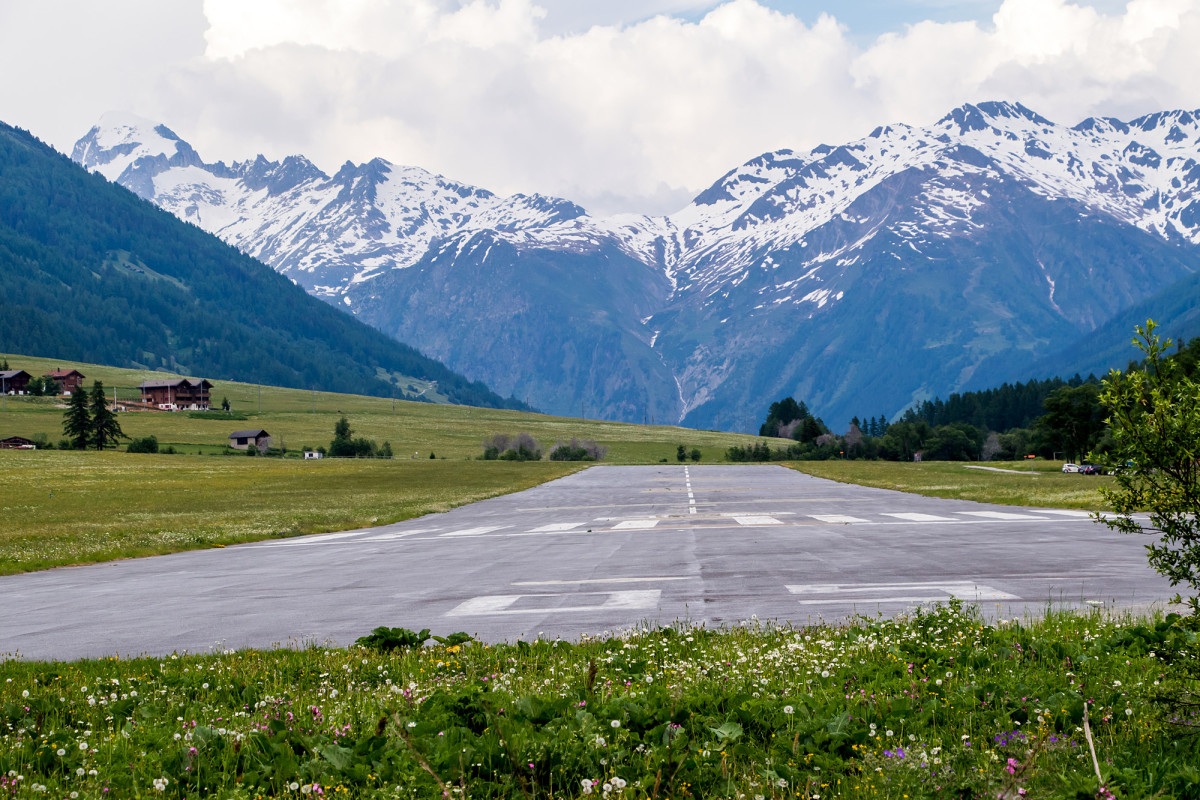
xmin=549 ymin=438 xmax=607 ymax=461
xmin=126 ymin=435 xmax=159 ymax=454
xmin=481 ymin=433 xmax=542 ymax=461
xmin=355 ymin=627 xmax=473 ymax=652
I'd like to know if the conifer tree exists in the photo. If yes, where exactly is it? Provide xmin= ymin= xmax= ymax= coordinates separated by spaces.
xmin=88 ymin=381 xmax=126 ymax=450
xmin=62 ymin=387 xmax=91 ymax=450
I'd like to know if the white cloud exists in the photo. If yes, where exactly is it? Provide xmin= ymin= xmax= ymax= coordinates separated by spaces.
xmin=3 ymin=0 xmax=1200 ymax=215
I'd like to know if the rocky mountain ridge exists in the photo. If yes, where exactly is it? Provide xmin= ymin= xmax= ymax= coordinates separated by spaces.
xmin=73 ymin=103 xmax=1200 ymax=429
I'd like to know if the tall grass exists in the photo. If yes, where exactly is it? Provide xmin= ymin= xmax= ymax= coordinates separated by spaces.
xmin=1 ymin=603 xmax=1195 ymax=798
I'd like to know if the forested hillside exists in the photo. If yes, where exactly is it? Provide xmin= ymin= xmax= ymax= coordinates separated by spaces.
xmin=0 ymin=123 xmax=524 ymax=410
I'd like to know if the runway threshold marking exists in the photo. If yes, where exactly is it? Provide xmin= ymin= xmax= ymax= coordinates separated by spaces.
xmin=958 ymin=511 xmax=1050 ymax=520
xmin=441 ymin=526 xmax=509 ymax=537
xmin=528 ymin=522 xmax=587 ymax=532
xmin=808 ymin=514 xmax=868 ymax=524
xmin=786 ymin=581 xmax=1021 ymax=605
xmin=613 ymin=519 xmax=660 ymax=530
xmin=445 ymin=589 xmax=661 ymax=616
xmin=512 ymin=576 xmax=689 ymax=586
xmin=362 ymin=529 xmax=437 ymax=541
xmin=882 ymin=513 xmax=957 ymax=522
xmin=733 ymin=515 xmax=783 ymax=526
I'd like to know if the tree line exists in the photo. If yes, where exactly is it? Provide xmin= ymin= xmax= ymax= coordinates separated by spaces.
xmin=740 ymin=334 xmax=1200 ymax=463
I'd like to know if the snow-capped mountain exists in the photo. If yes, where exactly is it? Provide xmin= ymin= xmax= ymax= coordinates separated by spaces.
xmin=72 ymin=103 xmax=1200 ymax=430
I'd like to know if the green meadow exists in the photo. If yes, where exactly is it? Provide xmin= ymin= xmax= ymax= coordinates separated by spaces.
xmin=1 ymin=604 xmax=1196 ymax=799
xmin=789 ymin=460 xmax=1114 ymax=510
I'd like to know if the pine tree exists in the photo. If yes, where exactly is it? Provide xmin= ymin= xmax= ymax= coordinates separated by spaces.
xmin=62 ymin=387 xmax=91 ymax=450
xmin=88 ymin=381 xmax=126 ymax=450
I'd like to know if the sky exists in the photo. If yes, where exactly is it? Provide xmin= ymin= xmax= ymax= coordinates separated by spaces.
xmin=2 ymin=0 xmax=1198 ymax=215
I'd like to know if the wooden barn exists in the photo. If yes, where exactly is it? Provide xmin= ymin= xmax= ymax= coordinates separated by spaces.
xmin=44 ymin=369 xmax=85 ymax=395
xmin=0 ymin=370 xmax=31 ymax=395
xmin=139 ymin=378 xmax=212 ymax=411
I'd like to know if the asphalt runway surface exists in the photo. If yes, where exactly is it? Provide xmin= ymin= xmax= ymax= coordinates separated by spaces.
xmin=0 ymin=464 xmax=1173 ymax=661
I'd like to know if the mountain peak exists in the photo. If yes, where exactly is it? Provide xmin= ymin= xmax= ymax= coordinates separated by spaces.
xmin=71 ymin=112 xmax=203 ymax=189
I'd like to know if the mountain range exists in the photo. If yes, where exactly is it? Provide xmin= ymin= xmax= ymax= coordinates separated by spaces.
xmin=72 ymin=103 xmax=1200 ymax=430
xmin=0 ymin=121 xmax=523 ymax=411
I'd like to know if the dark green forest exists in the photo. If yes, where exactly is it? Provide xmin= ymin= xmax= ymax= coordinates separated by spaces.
xmin=0 ymin=122 xmax=525 ymax=410
xmin=742 ymin=335 xmax=1200 ymax=463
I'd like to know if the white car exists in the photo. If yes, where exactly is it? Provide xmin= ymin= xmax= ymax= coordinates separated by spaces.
xmin=1062 ymin=463 xmax=1082 ymax=473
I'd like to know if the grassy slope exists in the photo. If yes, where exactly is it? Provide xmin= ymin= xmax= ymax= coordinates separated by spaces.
xmin=0 ymin=352 xmax=751 ymax=463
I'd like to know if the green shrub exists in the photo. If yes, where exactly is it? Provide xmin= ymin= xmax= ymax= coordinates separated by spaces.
xmin=126 ymin=435 xmax=159 ymax=454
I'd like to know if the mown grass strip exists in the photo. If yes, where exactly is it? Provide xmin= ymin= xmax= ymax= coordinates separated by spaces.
xmin=788 ymin=460 xmax=1112 ymax=509
xmin=0 ymin=603 xmax=1194 ymax=798
xmin=0 ymin=451 xmax=581 ymax=575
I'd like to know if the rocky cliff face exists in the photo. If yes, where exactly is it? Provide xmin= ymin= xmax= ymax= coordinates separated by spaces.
xmin=75 ymin=102 xmax=1200 ymax=429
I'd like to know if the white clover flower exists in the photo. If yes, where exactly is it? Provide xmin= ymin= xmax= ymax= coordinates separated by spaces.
xmin=611 ymin=719 xmax=621 ymax=728
xmin=602 ymin=783 xmax=612 ymax=792
xmin=56 ymin=749 xmax=66 ymax=756
xmin=21 ymin=690 xmax=29 ymax=698
xmin=76 ymin=768 xmax=85 ymax=777
xmin=290 ymin=782 xmax=300 ymax=791
xmin=79 ymin=742 xmax=87 ymax=751
xmin=613 ymin=777 xmax=626 ymax=789
xmin=886 ymin=730 xmax=894 ymax=737
xmin=1125 ymin=708 xmax=1133 ymax=716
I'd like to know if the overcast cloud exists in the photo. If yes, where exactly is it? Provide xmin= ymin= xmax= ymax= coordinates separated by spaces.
xmin=2 ymin=0 xmax=1198 ymax=214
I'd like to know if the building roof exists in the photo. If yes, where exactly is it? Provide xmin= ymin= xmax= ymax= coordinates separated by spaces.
xmin=0 ymin=370 xmax=31 ymax=380
xmin=45 ymin=369 xmax=84 ymax=378
xmin=229 ymin=429 xmax=269 ymax=439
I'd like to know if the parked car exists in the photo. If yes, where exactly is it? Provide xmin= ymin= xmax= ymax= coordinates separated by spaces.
xmin=1062 ymin=463 xmax=1082 ymax=473
xmin=1080 ymin=464 xmax=1101 ymax=475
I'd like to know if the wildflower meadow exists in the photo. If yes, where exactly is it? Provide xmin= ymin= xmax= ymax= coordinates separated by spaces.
xmin=2 ymin=601 xmax=1197 ymax=799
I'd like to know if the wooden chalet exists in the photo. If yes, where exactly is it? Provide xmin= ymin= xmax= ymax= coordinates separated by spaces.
xmin=0 ymin=370 xmax=31 ymax=395
xmin=139 ymin=378 xmax=212 ymax=410
xmin=0 ymin=436 xmax=36 ymax=449
xmin=229 ymin=429 xmax=271 ymax=451
xmin=44 ymin=369 xmax=85 ymax=395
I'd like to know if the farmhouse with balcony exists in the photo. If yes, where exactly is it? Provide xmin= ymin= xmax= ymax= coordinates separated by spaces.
xmin=139 ymin=378 xmax=212 ymax=410
xmin=44 ymin=369 xmax=85 ymax=395
xmin=0 ymin=436 xmax=36 ymax=449
xmin=0 ymin=370 xmax=31 ymax=395
xmin=229 ymin=429 xmax=271 ymax=452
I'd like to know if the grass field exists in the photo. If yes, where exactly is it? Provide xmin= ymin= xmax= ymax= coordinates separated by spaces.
xmin=0 ymin=451 xmax=584 ymax=575
xmin=788 ymin=460 xmax=1112 ymax=510
xmin=1 ymin=603 xmax=1195 ymax=799
xmin=0 ymin=352 xmax=752 ymax=463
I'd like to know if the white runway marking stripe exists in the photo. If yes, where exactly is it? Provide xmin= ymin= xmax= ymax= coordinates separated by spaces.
xmin=733 ymin=515 xmax=783 ymax=526
xmin=1035 ymin=509 xmax=1094 ymax=517
xmin=882 ymin=512 xmax=957 ymax=522
xmin=809 ymin=514 xmax=869 ymax=524
xmin=362 ymin=529 xmax=436 ymax=541
xmin=528 ymin=522 xmax=587 ymax=532
xmin=512 ymin=576 xmax=689 ymax=586
xmin=958 ymin=511 xmax=1050 ymax=520
xmin=787 ymin=581 xmax=1021 ymax=604
xmin=441 ymin=526 xmax=508 ymax=537
xmin=613 ymin=519 xmax=660 ymax=530
xmin=445 ymin=590 xmax=661 ymax=616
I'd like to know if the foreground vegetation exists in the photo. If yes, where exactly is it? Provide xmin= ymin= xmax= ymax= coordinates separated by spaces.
xmin=789 ymin=460 xmax=1114 ymax=510
xmin=2 ymin=603 xmax=1197 ymax=799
